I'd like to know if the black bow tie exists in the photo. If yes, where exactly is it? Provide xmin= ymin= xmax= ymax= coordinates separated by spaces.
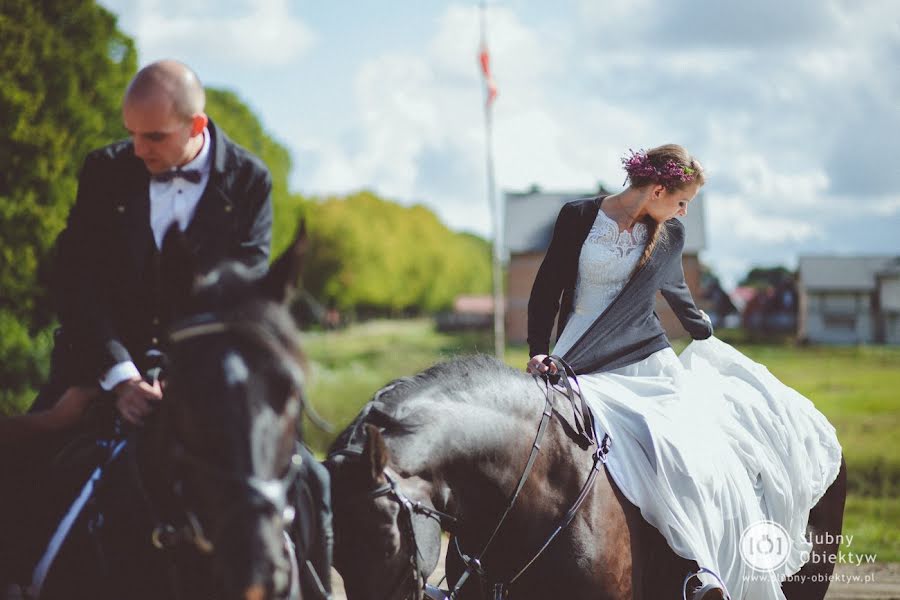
xmin=151 ymin=168 xmax=203 ymax=184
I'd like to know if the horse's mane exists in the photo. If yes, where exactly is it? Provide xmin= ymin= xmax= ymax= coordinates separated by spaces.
xmin=328 ymin=354 xmax=534 ymax=462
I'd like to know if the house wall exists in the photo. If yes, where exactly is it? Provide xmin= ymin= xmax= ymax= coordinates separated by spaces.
xmin=506 ymin=251 xmax=704 ymax=347
xmin=803 ymin=291 xmax=875 ymax=344
xmin=878 ymin=276 xmax=900 ymax=344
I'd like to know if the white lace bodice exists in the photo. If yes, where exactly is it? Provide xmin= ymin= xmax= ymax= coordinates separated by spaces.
xmin=574 ymin=210 xmax=647 ymax=315
xmin=552 ymin=210 xmax=647 ymax=356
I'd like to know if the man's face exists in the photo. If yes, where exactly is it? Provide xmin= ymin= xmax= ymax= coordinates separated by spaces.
xmin=123 ymin=95 xmax=198 ymax=174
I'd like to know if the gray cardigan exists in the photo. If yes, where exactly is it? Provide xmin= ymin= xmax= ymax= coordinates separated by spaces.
xmin=527 ymin=196 xmax=713 ymax=375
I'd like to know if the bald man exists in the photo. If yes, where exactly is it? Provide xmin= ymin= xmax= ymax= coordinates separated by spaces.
xmin=0 ymin=59 xmax=274 ymax=588
xmin=31 ymin=60 xmax=273 ymax=423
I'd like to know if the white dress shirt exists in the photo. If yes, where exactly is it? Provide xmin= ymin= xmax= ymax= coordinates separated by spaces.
xmin=99 ymin=128 xmax=212 ymax=391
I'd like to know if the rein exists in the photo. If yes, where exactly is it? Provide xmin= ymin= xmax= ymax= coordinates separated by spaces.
xmin=450 ymin=357 xmax=610 ymax=599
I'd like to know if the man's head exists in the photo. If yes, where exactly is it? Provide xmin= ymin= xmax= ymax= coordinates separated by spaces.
xmin=122 ymin=60 xmax=208 ymax=174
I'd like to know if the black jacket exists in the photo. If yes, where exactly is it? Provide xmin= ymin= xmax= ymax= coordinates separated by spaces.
xmin=53 ymin=120 xmax=273 ymax=381
xmin=527 ymin=196 xmax=712 ymax=375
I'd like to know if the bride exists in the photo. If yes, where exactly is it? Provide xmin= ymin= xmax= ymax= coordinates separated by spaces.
xmin=525 ymin=144 xmax=843 ymax=600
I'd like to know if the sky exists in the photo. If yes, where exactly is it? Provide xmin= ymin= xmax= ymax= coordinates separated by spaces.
xmin=99 ymin=0 xmax=899 ymax=288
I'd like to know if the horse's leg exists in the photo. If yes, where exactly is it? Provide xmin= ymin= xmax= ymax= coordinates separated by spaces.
xmin=781 ymin=456 xmax=848 ymax=600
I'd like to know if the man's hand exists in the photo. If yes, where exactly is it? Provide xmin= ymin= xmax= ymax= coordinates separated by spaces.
xmin=114 ymin=376 xmax=163 ymax=425
xmin=526 ymin=354 xmax=558 ymax=376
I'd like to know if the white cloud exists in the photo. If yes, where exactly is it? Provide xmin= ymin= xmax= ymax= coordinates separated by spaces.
xmin=299 ymin=4 xmax=577 ymax=235
xmin=103 ymin=0 xmax=316 ymax=67
xmin=710 ymin=194 xmax=823 ymax=244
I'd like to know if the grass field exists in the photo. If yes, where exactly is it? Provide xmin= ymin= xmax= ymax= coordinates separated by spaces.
xmin=301 ymin=319 xmax=900 ymax=562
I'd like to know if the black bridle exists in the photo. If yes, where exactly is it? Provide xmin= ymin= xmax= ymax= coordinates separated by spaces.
xmin=337 ymin=355 xmax=611 ymax=600
xmin=369 ymin=471 xmax=460 ymax=600
xmin=124 ymin=312 xmax=308 ymax=599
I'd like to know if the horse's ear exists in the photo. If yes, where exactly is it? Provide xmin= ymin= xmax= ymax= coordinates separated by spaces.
xmin=160 ymin=224 xmax=196 ymax=316
xmin=260 ymin=219 xmax=307 ymax=304
xmin=363 ymin=423 xmax=389 ymax=483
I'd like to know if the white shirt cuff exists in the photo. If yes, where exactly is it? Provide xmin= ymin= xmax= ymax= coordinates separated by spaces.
xmin=99 ymin=361 xmax=141 ymax=391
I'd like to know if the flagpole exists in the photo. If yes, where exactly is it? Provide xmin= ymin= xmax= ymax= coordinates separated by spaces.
xmin=480 ymin=1 xmax=505 ymax=360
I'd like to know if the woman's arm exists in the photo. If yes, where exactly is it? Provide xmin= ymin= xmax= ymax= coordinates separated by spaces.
xmin=527 ymin=202 xmax=577 ymax=357
xmin=0 ymin=386 xmax=99 ymax=447
xmin=660 ymin=256 xmax=713 ymax=340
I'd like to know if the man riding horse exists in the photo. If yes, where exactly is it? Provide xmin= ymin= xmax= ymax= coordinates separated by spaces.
xmin=0 ymin=60 xmax=331 ymax=598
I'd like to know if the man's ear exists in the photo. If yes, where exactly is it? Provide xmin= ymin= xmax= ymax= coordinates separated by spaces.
xmin=259 ymin=219 xmax=307 ymax=304
xmin=160 ymin=224 xmax=197 ymax=318
xmin=190 ymin=113 xmax=208 ymax=136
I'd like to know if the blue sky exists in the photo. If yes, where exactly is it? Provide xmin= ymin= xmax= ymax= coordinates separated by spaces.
xmin=100 ymin=0 xmax=899 ymax=287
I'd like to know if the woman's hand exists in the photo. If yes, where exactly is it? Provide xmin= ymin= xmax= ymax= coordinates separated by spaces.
xmin=526 ymin=354 xmax=558 ymax=376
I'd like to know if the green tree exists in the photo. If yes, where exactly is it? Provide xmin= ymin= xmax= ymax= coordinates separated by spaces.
xmin=304 ymin=191 xmax=492 ymax=315
xmin=739 ymin=266 xmax=795 ymax=289
xmin=0 ymin=0 xmax=136 ymax=412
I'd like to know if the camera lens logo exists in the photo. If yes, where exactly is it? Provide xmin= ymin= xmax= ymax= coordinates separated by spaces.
xmin=740 ymin=520 xmax=790 ymax=572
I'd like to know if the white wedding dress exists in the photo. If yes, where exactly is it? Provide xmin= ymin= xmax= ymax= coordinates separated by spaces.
xmin=552 ymin=210 xmax=843 ymax=600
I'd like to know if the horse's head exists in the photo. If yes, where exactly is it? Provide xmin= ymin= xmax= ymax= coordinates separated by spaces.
xmin=147 ymin=223 xmax=308 ymax=600
xmin=327 ymin=424 xmax=444 ymax=600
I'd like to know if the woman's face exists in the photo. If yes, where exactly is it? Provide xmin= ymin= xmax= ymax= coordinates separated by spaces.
xmin=647 ymin=182 xmax=702 ymax=222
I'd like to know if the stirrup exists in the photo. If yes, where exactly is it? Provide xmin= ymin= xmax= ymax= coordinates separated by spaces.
xmin=681 ymin=567 xmax=731 ymax=600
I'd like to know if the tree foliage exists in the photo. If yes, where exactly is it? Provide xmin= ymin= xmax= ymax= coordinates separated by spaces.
xmin=303 ymin=191 xmax=492 ymax=314
xmin=0 ymin=0 xmax=136 ymax=326
xmin=739 ymin=266 xmax=795 ymax=289
xmin=0 ymin=0 xmax=136 ymax=411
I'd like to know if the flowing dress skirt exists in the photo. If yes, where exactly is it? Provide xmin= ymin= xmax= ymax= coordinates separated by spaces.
xmin=576 ymin=336 xmax=843 ymax=600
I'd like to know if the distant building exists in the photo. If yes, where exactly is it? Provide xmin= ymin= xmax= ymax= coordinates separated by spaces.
xmin=504 ymin=187 xmax=708 ymax=346
xmin=741 ymin=279 xmax=799 ymax=335
xmin=797 ymin=255 xmax=900 ymax=344
xmin=435 ymin=295 xmax=494 ymax=332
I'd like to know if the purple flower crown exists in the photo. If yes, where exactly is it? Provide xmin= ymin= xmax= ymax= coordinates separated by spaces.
xmin=621 ymin=149 xmax=697 ymax=187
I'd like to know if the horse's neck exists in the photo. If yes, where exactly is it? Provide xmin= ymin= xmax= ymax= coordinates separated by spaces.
xmin=383 ymin=378 xmax=546 ymax=518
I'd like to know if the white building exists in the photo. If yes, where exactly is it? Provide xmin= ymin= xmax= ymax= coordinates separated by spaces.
xmin=798 ymin=255 xmax=900 ymax=344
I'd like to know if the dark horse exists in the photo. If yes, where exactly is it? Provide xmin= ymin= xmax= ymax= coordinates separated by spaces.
xmin=326 ymin=355 xmax=847 ymax=600
xmin=34 ymin=224 xmax=331 ymax=600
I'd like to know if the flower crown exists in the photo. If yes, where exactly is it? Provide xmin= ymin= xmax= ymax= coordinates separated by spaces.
xmin=621 ymin=149 xmax=697 ymax=187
